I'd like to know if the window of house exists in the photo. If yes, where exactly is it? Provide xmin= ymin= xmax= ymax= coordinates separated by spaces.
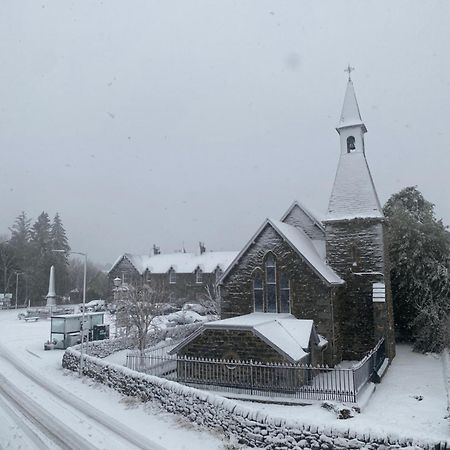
xmin=350 ymin=245 xmax=360 ymax=267
xmin=169 ymin=268 xmax=176 ymax=284
xmin=215 ymin=267 xmax=223 ymax=283
xmin=280 ymin=271 xmax=290 ymax=313
xmin=195 ymin=267 xmax=203 ymax=283
xmin=265 ymin=253 xmax=277 ymax=313
xmin=253 ymin=270 xmax=264 ymax=312
xmin=347 ymin=136 xmax=356 ymax=152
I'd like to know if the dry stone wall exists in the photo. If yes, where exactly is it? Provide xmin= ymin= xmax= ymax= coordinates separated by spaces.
xmin=62 ymin=348 xmax=445 ymax=450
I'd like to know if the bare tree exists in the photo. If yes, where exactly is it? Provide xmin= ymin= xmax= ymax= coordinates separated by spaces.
xmin=116 ymin=282 xmax=166 ymax=354
xmin=199 ymin=283 xmax=221 ymax=316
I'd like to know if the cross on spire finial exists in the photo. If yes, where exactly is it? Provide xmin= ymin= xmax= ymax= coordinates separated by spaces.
xmin=344 ymin=64 xmax=355 ymax=81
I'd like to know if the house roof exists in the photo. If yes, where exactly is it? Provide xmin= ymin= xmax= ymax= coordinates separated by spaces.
xmin=109 ymin=251 xmax=238 ymax=275
xmin=219 ymin=218 xmax=343 ymax=286
xmin=170 ymin=313 xmax=326 ymax=363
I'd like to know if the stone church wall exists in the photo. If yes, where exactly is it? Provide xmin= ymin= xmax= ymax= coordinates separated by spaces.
xmin=221 ymin=225 xmax=339 ymax=365
xmin=325 ymin=219 xmax=394 ymax=360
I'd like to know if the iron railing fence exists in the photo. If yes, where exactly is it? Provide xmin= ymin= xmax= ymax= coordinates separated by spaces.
xmin=126 ymin=338 xmax=386 ymax=403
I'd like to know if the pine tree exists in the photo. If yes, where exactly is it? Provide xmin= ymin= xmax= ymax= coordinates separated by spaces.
xmin=50 ymin=213 xmax=70 ymax=296
xmin=8 ymin=212 xmax=31 ymax=305
xmin=29 ymin=212 xmax=53 ymax=304
xmin=383 ymin=186 xmax=450 ymax=352
xmin=9 ymin=211 xmax=31 ymax=269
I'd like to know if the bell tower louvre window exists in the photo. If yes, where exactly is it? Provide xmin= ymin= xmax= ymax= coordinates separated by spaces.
xmin=347 ymin=136 xmax=356 ymax=152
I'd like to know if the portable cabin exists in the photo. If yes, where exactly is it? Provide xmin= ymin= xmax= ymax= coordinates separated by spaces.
xmin=50 ymin=312 xmax=108 ymax=349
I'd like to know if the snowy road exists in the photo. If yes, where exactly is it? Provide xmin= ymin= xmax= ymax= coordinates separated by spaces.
xmin=0 ymin=343 xmax=166 ymax=450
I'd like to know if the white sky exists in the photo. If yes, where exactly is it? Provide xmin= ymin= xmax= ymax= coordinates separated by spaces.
xmin=1 ymin=1 xmax=449 ymax=264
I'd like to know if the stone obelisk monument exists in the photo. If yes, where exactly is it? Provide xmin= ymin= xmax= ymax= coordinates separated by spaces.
xmin=46 ymin=265 xmax=56 ymax=306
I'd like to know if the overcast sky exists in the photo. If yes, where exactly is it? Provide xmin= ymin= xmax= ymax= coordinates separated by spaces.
xmin=1 ymin=1 xmax=449 ymax=265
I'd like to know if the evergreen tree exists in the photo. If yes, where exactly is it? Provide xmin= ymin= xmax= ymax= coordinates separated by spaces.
xmin=8 ymin=212 xmax=31 ymax=304
xmin=384 ymin=186 xmax=450 ymax=352
xmin=29 ymin=212 xmax=53 ymax=304
xmin=50 ymin=213 xmax=70 ymax=295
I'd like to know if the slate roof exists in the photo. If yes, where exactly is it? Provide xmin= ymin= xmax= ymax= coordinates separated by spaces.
xmin=326 ymin=152 xmax=383 ymax=221
xmin=337 ymin=79 xmax=367 ymax=132
xmin=109 ymin=251 xmax=238 ymax=275
xmin=170 ymin=313 xmax=327 ymax=363
xmin=219 ymin=218 xmax=344 ymax=286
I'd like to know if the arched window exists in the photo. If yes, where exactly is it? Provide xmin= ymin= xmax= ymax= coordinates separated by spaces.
xmin=253 ymin=270 xmax=264 ymax=312
xmin=280 ymin=271 xmax=290 ymax=313
xmin=347 ymin=136 xmax=356 ymax=153
xmin=265 ymin=253 xmax=277 ymax=313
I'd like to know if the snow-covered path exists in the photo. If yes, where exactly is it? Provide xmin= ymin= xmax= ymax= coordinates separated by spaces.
xmin=0 ymin=343 xmax=165 ymax=450
xmin=0 ymin=309 xmax=227 ymax=450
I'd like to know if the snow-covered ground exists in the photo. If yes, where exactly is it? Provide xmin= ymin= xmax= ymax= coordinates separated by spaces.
xmin=237 ymin=345 xmax=449 ymax=443
xmin=0 ymin=309 xmax=234 ymax=450
xmin=0 ymin=308 xmax=448 ymax=448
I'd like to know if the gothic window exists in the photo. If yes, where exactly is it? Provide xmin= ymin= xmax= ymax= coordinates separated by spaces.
xmin=280 ymin=271 xmax=290 ymax=313
xmin=347 ymin=136 xmax=356 ymax=153
xmin=265 ymin=253 xmax=277 ymax=313
xmin=169 ymin=267 xmax=177 ymax=284
xmin=195 ymin=267 xmax=203 ymax=284
xmin=253 ymin=270 xmax=264 ymax=312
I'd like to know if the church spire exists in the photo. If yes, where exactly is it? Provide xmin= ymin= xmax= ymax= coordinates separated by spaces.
xmin=337 ymin=75 xmax=367 ymax=133
xmin=325 ymin=73 xmax=383 ymax=222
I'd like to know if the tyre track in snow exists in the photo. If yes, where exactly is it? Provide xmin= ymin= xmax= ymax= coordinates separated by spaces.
xmin=0 ymin=372 xmax=91 ymax=450
xmin=0 ymin=344 xmax=166 ymax=450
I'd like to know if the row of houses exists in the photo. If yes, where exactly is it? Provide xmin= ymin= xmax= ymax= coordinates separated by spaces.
xmin=109 ymin=247 xmax=238 ymax=306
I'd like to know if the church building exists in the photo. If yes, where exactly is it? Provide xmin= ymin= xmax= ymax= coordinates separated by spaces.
xmin=172 ymin=76 xmax=396 ymax=367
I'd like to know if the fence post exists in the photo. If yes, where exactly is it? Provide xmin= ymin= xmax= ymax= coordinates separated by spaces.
xmin=250 ymin=360 xmax=254 ymax=395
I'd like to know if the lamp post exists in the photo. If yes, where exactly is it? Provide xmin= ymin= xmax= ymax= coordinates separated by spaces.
xmin=15 ymin=272 xmax=23 ymax=309
xmin=53 ymin=249 xmax=87 ymax=377
xmin=113 ymin=277 xmax=121 ymax=338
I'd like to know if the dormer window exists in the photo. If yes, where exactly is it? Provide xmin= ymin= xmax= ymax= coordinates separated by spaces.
xmin=169 ymin=268 xmax=176 ymax=284
xmin=195 ymin=267 xmax=203 ymax=284
xmin=215 ymin=267 xmax=223 ymax=283
xmin=347 ymin=136 xmax=356 ymax=153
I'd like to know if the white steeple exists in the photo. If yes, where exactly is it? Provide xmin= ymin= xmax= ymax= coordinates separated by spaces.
xmin=326 ymin=73 xmax=383 ymax=222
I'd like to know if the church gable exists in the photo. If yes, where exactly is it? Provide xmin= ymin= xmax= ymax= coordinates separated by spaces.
xmin=281 ymin=202 xmax=325 ymax=241
xmin=220 ymin=221 xmax=340 ymax=321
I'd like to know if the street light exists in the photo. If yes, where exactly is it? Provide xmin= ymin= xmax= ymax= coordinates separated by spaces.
xmin=53 ymin=249 xmax=87 ymax=377
xmin=15 ymin=272 xmax=23 ymax=309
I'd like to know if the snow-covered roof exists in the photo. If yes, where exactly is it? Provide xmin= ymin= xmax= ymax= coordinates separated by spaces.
xmin=280 ymin=201 xmax=325 ymax=240
xmin=268 ymin=220 xmax=344 ymax=285
xmin=337 ymin=79 xmax=367 ymax=132
xmin=109 ymin=251 xmax=238 ymax=275
xmin=219 ymin=218 xmax=343 ymax=286
xmin=326 ymin=152 xmax=383 ymax=221
xmin=171 ymin=313 xmax=325 ymax=363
